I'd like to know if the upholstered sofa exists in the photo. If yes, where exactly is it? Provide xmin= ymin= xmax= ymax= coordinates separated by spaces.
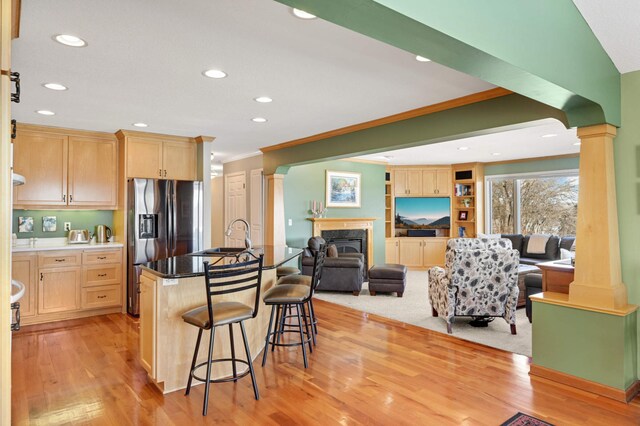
xmin=301 ymin=237 xmax=364 ymax=295
xmin=428 ymin=238 xmax=520 ymax=334
xmin=500 ymin=234 xmax=575 ymax=265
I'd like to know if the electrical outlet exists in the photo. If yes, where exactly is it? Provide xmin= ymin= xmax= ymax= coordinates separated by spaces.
xmin=288 ymin=219 xmax=292 ymax=226
xmin=64 ymin=222 xmax=71 ymax=231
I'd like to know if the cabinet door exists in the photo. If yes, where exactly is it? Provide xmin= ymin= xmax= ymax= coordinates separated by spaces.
xmin=13 ymin=131 xmax=68 ymax=206
xmin=11 ymin=254 xmax=36 ymax=318
xmin=127 ymin=137 xmax=163 ymax=178
xmin=423 ymin=239 xmax=448 ymax=268
xmin=422 ymin=170 xmax=437 ymax=195
xmin=385 ymin=239 xmax=399 ymax=264
xmin=68 ymin=136 xmax=118 ymax=208
xmin=435 ymin=169 xmax=451 ymax=196
xmin=398 ymin=239 xmax=423 ymax=267
xmin=406 ymin=170 xmax=422 ymax=195
xmin=139 ymin=274 xmax=157 ymax=378
xmin=394 ymin=170 xmax=407 ymax=196
xmin=38 ymin=267 xmax=81 ymax=314
xmin=162 ymin=141 xmax=196 ymax=180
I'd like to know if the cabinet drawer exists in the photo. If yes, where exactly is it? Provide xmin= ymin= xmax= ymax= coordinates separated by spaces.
xmin=83 ymin=264 xmax=121 ymax=287
xmin=81 ymin=285 xmax=122 ymax=309
xmin=83 ymin=250 xmax=121 ymax=265
xmin=38 ymin=251 xmax=82 ymax=268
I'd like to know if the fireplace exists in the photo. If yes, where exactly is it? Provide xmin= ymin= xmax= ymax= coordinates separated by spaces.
xmin=321 ymin=229 xmax=368 ymax=274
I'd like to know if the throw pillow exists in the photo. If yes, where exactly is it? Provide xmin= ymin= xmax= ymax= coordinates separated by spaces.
xmin=570 ymin=239 xmax=576 ymax=252
xmin=478 ymin=232 xmax=501 ymax=239
xmin=327 ymin=244 xmax=339 ymax=258
xmin=560 ymin=248 xmax=574 ymax=260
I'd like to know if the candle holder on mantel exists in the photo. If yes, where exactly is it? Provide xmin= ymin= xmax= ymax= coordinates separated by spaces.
xmin=309 ymin=200 xmax=327 ymax=218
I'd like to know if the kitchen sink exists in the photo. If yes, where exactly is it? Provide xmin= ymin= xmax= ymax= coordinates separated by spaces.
xmin=10 ymin=280 xmax=25 ymax=304
xmin=189 ymin=247 xmax=248 ymax=256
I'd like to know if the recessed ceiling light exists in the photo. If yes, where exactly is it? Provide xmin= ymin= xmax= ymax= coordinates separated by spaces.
xmin=203 ymin=69 xmax=227 ymax=79
xmin=53 ymin=34 xmax=87 ymax=47
xmin=416 ymin=55 xmax=431 ymax=62
xmin=542 ymin=133 xmax=558 ymax=138
xmin=133 ymin=122 xmax=148 ymax=128
xmin=292 ymin=8 xmax=316 ymax=19
xmin=252 ymin=117 xmax=267 ymax=123
xmin=36 ymin=110 xmax=55 ymax=116
xmin=491 ymin=152 xmax=502 ymax=156
xmin=43 ymin=83 xmax=68 ymax=91
xmin=573 ymin=142 xmax=581 ymax=146
xmin=457 ymin=146 xmax=469 ymax=151
xmin=254 ymin=96 xmax=273 ymax=103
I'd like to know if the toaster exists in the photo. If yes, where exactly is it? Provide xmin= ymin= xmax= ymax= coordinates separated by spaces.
xmin=68 ymin=229 xmax=90 ymax=244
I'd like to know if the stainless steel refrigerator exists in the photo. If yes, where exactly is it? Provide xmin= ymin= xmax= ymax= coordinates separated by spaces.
xmin=127 ymin=178 xmax=203 ymax=316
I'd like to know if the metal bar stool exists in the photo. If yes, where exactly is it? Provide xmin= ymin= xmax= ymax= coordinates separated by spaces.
xmin=261 ymin=246 xmax=325 ymax=368
xmin=276 ymin=265 xmax=301 ymax=279
xmin=276 ymin=272 xmax=318 ymax=344
xmin=182 ymin=253 xmax=264 ymax=416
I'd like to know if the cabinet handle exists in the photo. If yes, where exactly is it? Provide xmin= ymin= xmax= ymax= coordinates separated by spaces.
xmin=69 ymin=195 xmax=73 ymax=203
xmin=98 ymin=273 xmax=107 ymax=277
xmin=63 ymin=194 xmax=66 ymax=202
xmin=10 ymin=71 xmax=20 ymax=103
xmin=159 ymin=169 xmax=162 ymax=177
xmin=164 ymin=169 xmax=167 ymax=178
xmin=40 ymin=273 xmax=43 ymax=281
xmin=97 ymin=256 xmax=107 ymax=260
xmin=11 ymin=119 xmax=16 ymax=139
xmin=97 ymin=295 xmax=107 ymax=299
xmin=54 ymin=258 xmax=65 ymax=262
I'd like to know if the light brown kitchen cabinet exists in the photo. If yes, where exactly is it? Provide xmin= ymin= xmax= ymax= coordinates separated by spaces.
xmin=398 ymin=238 xmax=448 ymax=269
xmin=394 ymin=169 xmax=422 ymax=196
xmin=139 ymin=273 xmax=157 ymax=378
xmin=13 ymin=126 xmax=118 ymax=209
xmin=11 ymin=254 xmax=36 ymax=318
xmin=385 ymin=238 xmax=399 ymax=264
xmin=38 ymin=266 xmax=81 ymax=314
xmin=13 ymin=130 xmax=68 ymax=206
xmin=67 ymin=136 xmax=117 ymax=207
xmin=81 ymin=285 xmax=121 ymax=310
xmin=398 ymin=238 xmax=423 ymax=267
xmin=423 ymin=239 xmax=448 ymax=268
xmin=126 ymin=136 xmax=196 ymax=180
xmin=422 ymin=168 xmax=451 ymax=196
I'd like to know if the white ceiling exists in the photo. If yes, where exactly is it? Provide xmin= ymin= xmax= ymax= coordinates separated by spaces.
xmin=572 ymin=0 xmax=640 ymax=73
xmin=11 ymin=0 xmax=494 ymax=165
xmin=354 ymin=119 xmax=579 ymax=166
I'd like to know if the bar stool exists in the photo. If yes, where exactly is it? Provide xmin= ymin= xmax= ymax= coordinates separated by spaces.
xmin=276 ymin=265 xmax=301 ymax=279
xmin=182 ymin=253 xmax=264 ymax=416
xmin=261 ymin=246 xmax=325 ymax=368
xmin=276 ymin=273 xmax=317 ymax=341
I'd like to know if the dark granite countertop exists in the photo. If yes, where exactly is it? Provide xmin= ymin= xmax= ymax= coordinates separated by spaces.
xmin=140 ymin=245 xmax=303 ymax=279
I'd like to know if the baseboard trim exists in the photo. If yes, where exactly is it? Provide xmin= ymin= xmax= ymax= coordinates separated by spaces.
xmin=530 ymin=364 xmax=640 ymax=403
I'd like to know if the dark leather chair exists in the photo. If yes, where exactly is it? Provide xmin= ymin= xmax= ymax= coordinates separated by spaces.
xmin=301 ymin=237 xmax=364 ymax=295
xmin=524 ymin=273 xmax=543 ymax=322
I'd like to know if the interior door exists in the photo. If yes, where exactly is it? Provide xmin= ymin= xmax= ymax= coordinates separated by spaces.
xmin=250 ymin=169 xmax=264 ymax=246
xmin=67 ymin=136 xmax=117 ymax=207
xmin=225 ymin=172 xmax=247 ymax=247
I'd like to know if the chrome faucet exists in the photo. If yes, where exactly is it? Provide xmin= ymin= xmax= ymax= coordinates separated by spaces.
xmin=225 ymin=218 xmax=252 ymax=250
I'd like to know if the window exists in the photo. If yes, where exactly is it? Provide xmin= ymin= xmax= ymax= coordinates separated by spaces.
xmin=486 ymin=171 xmax=579 ymax=236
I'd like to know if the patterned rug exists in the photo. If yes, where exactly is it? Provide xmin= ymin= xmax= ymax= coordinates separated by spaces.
xmin=501 ymin=412 xmax=554 ymax=426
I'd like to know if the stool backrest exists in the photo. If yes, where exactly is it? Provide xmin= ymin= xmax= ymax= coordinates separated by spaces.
xmin=203 ymin=253 xmax=264 ymax=323
xmin=307 ymin=244 xmax=327 ymax=300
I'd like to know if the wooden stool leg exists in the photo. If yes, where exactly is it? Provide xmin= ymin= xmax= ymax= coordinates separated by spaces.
xmin=240 ymin=321 xmax=259 ymax=400
xmin=202 ymin=327 xmax=216 ymax=416
xmin=185 ymin=328 xmax=203 ymax=396
xmin=261 ymin=306 xmax=276 ymax=367
xmin=229 ymin=323 xmax=237 ymax=381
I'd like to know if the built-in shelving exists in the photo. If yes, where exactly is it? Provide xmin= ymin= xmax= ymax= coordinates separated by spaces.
xmin=451 ymin=163 xmax=484 ymax=238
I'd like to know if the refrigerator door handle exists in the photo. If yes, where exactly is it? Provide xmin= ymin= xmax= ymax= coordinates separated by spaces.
xmin=169 ymin=181 xmax=178 ymax=257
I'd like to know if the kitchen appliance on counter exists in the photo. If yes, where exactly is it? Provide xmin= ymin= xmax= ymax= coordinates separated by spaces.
xmin=127 ymin=178 xmax=203 ymax=316
xmin=96 ymin=225 xmax=112 ymax=243
xmin=68 ymin=229 xmax=90 ymax=244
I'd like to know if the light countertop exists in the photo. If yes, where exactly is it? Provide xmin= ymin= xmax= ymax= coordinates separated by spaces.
xmin=12 ymin=237 xmax=124 ymax=253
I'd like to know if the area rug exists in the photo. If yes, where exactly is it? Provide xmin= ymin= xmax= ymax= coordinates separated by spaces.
xmin=314 ymin=270 xmax=532 ymax=356
xmin=500 ymin=412 xmax=554 ymax=425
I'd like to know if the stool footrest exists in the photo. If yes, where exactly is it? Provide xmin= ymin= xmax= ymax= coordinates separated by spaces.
xmin=190 ymin=357 xmax=251 ymax=384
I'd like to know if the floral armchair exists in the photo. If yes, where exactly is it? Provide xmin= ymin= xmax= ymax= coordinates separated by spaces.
xmin=428 ymin=238 xmax=520 ymax=334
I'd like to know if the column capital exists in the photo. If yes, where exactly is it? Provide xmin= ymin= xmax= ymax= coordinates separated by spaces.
xmin=577 ymin=124 xmax=617 ymax=139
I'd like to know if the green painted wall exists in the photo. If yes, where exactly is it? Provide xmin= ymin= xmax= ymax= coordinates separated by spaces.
xmin=532 ymin=301 xmax=637 ymax=389
xmin=283 ymin=160 xmax=386 ymax=265
xmin=484 ymin=156 xmax=579 ymax=176
xmin=12 ymin=210 xmax=114 ymax=239
xmin=275 ymin=0 xmax=619 ymax=126
xmin=615 ymin=70 xmax=640 ymax=377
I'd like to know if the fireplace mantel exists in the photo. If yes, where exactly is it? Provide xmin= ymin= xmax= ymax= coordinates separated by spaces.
xmin=307 ymin=218 xmax=376 ymax=265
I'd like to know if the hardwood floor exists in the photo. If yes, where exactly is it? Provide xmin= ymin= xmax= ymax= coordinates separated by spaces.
xmin=11 ymin=299 xmax=640 ymax=425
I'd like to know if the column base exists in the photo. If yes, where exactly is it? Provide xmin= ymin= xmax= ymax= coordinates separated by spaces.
xmin=569 ymin=281 xmax=628 ymax=311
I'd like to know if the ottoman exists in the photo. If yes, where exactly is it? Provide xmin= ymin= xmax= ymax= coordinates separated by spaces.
xmin=368 ymin=264 xmax=407 ymax=297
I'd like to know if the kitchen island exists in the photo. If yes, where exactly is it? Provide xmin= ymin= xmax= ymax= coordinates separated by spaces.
xmin=139 ymin=245 xmax=303 ymax=394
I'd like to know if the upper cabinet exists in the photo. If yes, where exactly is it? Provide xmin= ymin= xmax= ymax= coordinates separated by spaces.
xmin=13 ymin=126 xmax=118 ymax=209
xmin=394 ymin=167 xmax=451 ymax=197
xmin=122 ymin=133 xmax=196 ymax=180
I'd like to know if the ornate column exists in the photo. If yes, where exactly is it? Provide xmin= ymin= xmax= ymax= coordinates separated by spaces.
xmin=264 ymin=174 xmax=286 ymax=246
xmin=569 ymin=124 xmax=627 ymax=310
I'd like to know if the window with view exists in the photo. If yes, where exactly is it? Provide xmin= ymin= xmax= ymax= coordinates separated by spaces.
xmin=487 ymin=171 xmax=579 ymax=236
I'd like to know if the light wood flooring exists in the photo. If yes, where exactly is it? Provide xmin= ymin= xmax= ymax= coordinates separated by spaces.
xmin=11 ymin=299 xmax=640 ymax=425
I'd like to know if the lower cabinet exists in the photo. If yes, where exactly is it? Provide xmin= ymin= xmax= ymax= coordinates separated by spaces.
xmin=38 ymin=266 xmax=81 ymax=314
xmin=11 ymin=254 xmax=37 ymax=318
xmin=81 ymin=285 xmax=122 ymax=310
xmin=139 ymin=273 xmax=156 ymax=378
xmin=385 ymin=239 xmax=399 ymax=264
xmin=397 ymin=238 xmax=448 ymax=269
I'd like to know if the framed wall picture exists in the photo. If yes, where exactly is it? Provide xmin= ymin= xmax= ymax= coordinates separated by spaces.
xmin=458 ymin=210 xmax=468 ymax=221
xmin=326 ymin=170 xmax=361 ymax=208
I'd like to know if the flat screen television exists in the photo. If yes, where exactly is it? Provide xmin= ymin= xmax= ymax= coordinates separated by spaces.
xmin=395 ymin=197 xmax=450 ymax=232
